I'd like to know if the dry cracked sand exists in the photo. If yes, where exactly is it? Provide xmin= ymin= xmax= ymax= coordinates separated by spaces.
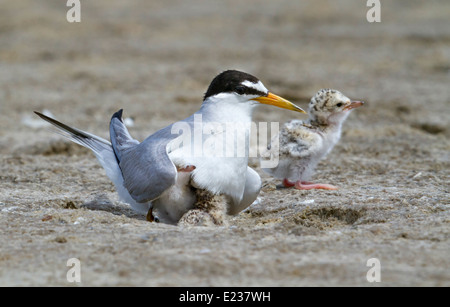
xmin=0 ymin=0 xmax=449 ymax=286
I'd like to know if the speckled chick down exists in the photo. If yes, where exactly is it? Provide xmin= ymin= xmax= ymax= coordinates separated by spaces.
xmin=178 ymin=188 xmax=230 ymax=226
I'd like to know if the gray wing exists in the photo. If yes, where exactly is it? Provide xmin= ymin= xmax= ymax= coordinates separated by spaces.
xmin=110 ymin=110 xmax=193 ymax=203
xmin=109 ymin=109 xmax=139 ymax=162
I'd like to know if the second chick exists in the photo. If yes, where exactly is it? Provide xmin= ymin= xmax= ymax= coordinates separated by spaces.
xmin=261 ymin=89 xmax=364 ymax=190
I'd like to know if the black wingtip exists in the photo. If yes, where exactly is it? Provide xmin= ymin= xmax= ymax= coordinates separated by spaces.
xmin=34 ymin=111 xmax=52 ymax=121
xmin=34 ymin=111 xmax=44 ymax=117
xmin=33 ymin=110 xmax=89 ymax=139
xmin=111 ymin=109 xmax=124 ymax=122
xmin=34 ymin=110 xmax=53 ymax=122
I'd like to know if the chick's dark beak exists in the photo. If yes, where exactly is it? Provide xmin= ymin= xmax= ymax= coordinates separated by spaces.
xmin=344 ymin=100 xmax=364 ymax=111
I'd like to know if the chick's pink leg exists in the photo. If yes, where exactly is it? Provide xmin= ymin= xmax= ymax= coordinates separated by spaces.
xmin=295 ymin=181 xmax=338 ymax=190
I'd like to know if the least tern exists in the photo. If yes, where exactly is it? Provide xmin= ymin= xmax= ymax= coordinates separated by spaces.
xmin=35 ymin=70 xmax=305 ymax=225
xmin=261 ymin=89 xmax=363 ymax=190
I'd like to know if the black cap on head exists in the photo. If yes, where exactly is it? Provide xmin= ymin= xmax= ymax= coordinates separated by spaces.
xmin=203 ymin=70 xmax=266 ymax=100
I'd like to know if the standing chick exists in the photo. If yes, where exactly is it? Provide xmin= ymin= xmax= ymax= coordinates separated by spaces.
xmin=261 ymin=89 xmax=364 ymax=190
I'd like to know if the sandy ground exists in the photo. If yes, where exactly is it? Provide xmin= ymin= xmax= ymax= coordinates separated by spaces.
xmin=0 ymin=0 xmax=449 ymax=286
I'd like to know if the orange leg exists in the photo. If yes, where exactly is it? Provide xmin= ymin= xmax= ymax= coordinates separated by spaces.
xmin=282 ymin=178 xmax=295 ymax=187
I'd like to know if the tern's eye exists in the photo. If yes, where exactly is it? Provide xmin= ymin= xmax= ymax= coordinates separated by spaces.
xmin=336 ymin=102 xmax=344 ymax=107
xmin=234 ymin=86 xmax=246 ymax=95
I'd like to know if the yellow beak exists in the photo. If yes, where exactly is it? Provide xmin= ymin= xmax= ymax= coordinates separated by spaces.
xmin=251 ymin=92 xmax=306 ymax=113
